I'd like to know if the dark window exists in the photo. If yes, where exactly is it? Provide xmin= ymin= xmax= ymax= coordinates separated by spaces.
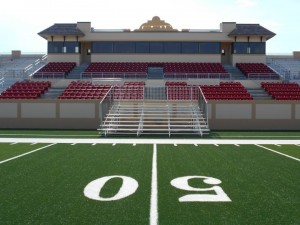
xmin=233 ymin=42 xmax=248 ymax=54
xmin=92 ymin=42 xmax=113 ymax=53
xmin=64 ymin=42 xmax=80 ymax=53
xmin=48 ymin=42 xmax=64 ymax=53
xmin=114 ymin=42 xmax=135 ymax=53
xmin=136 ymin=42 xmax=150 ymax=53
xmin=199 ymin=42 xmax=220 ymax=54
xmin=182 ymin=42 xmax=199 ymax=53
xmin=150 ymin=42 xmax=164 ymax=53
xmin=249 ymin=42 xmax=265 ymax=54
xmin=164 ymin=42 xmax=181 ymax=53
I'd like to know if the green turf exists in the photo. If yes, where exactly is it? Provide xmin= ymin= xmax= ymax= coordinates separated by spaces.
xmin=157 ymin=144 xmax=300 ymax=225
xmin=0 ymin=143 xmax=152 ymax=225
xmin=1 ymin=143 xmax=300 ymax=225
xmin=261 ymin=144 xmax=300 ymax=159
xmin=0 ymin=143 xmax=48 ymax=161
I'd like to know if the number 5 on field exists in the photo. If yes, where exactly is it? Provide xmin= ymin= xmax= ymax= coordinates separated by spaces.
xmin=170 ymin=176 xmax=231 ymax=202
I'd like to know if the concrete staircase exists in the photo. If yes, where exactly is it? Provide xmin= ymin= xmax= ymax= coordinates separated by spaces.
xmin=66 ymin=63 xmax=89 ymax=79
xmin=223 ymin=64 xmax=246 ymax=80
xmin=246 ymin=87 xmax=272 ymax=100
xmin=41 ymin=87 xmax=65 ymax=99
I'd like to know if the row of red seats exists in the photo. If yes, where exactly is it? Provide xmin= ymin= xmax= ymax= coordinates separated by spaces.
xmin=34 ymin=62 xmax=76 ymax=78
xmin=86 ymin=63 xmax=148 ymax=73
xmin=0 ymin=81 xmax=50 ymax=99
xmin=261 ymin=82 xmax=300 ymax=100
xmin=236 ymin=63 xmax=278 ymax=78
xmin=58 ymin=81 xmax=112 ymax=100
xmin=113 ymin=82 xmax=145 ymax=100
xmin=200 ymin=82 xmax=253 ymax=100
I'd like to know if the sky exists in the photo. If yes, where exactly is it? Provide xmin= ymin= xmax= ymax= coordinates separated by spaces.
xmin=0 ymin=0 xmax=299 ymax=54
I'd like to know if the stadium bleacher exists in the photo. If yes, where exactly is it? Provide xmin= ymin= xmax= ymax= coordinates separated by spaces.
xmin=200 ymin=82 xmax=253 ymax=100
xmin=261 ymin=82 xmax=300 ymax=100
xmin=236 ymin=63 xmax=279 ymax=79
xmin=0 ymin=81 xmax=51 ymax=99
xmin=33 ymin=62 xmax=76 ymax=79
xmin=58 ymin=81 xmax=111 ymax=100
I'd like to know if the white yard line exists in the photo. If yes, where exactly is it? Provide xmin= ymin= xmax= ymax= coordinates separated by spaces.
xmin=0 ymin=143 xmax=57 ymax=165
xmin=256 ymin=144 xmax=300 ymax=162
xmin=150 ymin=144 xmax=158 ymax=225
xmin=1 ymin=138 xmax=300 ymax=145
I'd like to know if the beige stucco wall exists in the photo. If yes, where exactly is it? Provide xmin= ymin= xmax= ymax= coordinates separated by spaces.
xmin=295 ymin=104 xmax=300 ymax=119
xmin=0 ymin=100 xmax=298 ymax=130
xmin=0 ymin=103 xmax=18 ymax=118
xmin=60 ymin=103 xmax=95 ymax=118
xmin=21 ymin=103 xmax=56 ymax=118
xmin=256 ymin=104 xmax=291 ymax=119
xmin=91 ymin=54 xmax=221 ymax=63
xmin=47 ymin=54 xmax=81 ymax=65
xmin=216 ymin=104 xmax=252 ymax=119
xmin=232 ymin=54 xmax=266 ymax=65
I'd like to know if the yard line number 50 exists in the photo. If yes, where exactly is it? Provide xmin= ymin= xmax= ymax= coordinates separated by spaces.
xmin=84 ymin=175 xmax=231 ymax=202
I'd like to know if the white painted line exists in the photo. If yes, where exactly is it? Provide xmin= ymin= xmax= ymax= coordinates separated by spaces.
xmin=235 ymin=144 xmax=240 ymax=147
xmin=150 ymin=144 xmax=158 ymax=225
xmin=0 ymin=143 xmax=57 ymax=165
xmin=112 ymin=143 xmax=116 ymax=146
xmin=10 ymin=142 xmax=18 ymax=145
xmin=30 ymin=143 xmax=37 ymax=145
xmin=1 ymin=138 xmax=300 ymax=145
xmin=214 ymin=144 xmax=219 ymax=147
xmin=92 ymin=143 xmax=97 ymax=146
xmin=133 ymin=143 xmax=136 ymax=146
xmin=174 ymin=143 xmax=177 ymax=146
xmin=275 ymin=144 xmax=281 ymax=147
xmin=71 ymin=143 xmax=76 ymax=146
xmin=256 ymin=144 xmax=300 ymax=162
xmin=194 ymin=144 xmax=198 ymax=146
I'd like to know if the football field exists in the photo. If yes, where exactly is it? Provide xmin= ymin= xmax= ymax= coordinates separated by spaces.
xmin=0 ymin=138 xmax=300 ymax=225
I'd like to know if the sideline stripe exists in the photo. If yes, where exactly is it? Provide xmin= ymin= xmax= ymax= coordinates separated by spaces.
xmin=150 ymin=144 xmax=158 ymax=225
xmin=256 ymin=144 xmax=300 ymax=162
xmin=0 ymin=143 xmax=56 ymax=165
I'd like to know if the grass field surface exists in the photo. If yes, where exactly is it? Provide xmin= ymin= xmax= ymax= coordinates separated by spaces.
xmin=0 ymin=137 xmax=299 ymax=225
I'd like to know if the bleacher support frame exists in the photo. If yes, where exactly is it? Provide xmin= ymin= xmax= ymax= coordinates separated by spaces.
xmin=98 ymin=86 xmax=209 ymax=137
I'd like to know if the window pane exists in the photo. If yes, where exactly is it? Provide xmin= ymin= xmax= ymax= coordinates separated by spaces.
xmin=233 ymin=42 xmax=248 ymax=54
xmin=199 ymin=42 xmax=220 ymax=54
xmin=150 ymin=42 xmax=164 ymax=53
xmin=64 ymin=42 xmax=80 ymax=53
xmin=164 ymin=42 xmax=181 ymax=53
xmin=136 ymin=42 xmax=149 ymax=53
xmin=114 ymin=42 xmax=135 ymax=53
xmin=92 ymin=42 xmax=113 ymax=53
xmin=48 ymin=42 xmax=64 ymax=53
xmin=182 ymin=42 xmax=199 ymax=53
xmin=249 ymin=42 xmax=265 ymax=54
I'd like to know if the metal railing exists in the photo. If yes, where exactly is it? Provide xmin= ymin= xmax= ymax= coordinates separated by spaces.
xmin=32 ymin=72 xmax=65 ymax=79
xmin=247 ymin=73 xmax=280 ymax=80
xmin=164 ymin=73 xmax=231 ymax=79
xmin=82 ymin=72 xmax=147 ymax=79
xmin=198 ymin=87 xmax=209 ymax=129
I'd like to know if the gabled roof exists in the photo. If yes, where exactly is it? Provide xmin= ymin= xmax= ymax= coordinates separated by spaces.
xmin=229 ymin=24 xmax=275 ymax=39
xmin=38 ymin=24 xmax=85 ymax=38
